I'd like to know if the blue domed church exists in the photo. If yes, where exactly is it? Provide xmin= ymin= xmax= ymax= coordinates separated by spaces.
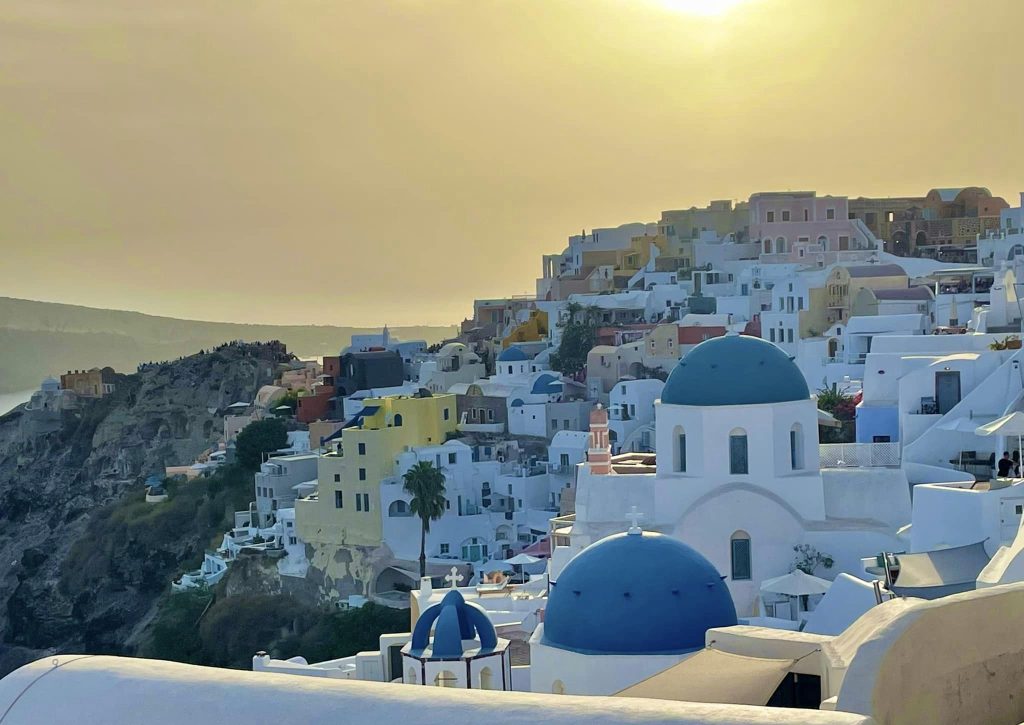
xmin=546 ymin=333 xmax=904 ymax=660
xmin=531 ymin=524 xmax=737 ymax=695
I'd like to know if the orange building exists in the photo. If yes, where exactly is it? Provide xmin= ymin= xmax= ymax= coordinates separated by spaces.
xmin=60 ymin=367 xmax=117 ymax=398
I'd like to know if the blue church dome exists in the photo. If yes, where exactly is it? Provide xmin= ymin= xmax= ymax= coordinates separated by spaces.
xmin=542 ymin=531 xmax=736 ymax=655
xmin=661 ymin=334 xmax=809 ymax=407
xmin=410 ymin=590 xmax=498 ymax=658
xmin=497 ymin=346 xmax=529 ymax=362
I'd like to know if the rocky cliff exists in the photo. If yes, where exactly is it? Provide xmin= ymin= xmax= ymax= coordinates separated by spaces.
xmin=0 ymin=342 xmax=286 ymax=674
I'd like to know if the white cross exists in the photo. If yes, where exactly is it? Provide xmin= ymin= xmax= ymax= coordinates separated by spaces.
xmin=626 ymin=506 xmax=644 ymax=534
xmin=445 ymin=566 xmax=464 ymax=588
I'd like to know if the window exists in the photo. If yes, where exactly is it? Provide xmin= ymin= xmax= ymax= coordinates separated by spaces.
xmin=803 ymin=209 xmax=809 ymax=221
xmin=769 ymin=329 xmax=776 ymax=342
xmin=787 ymin=329 xmax=794 ymax=343
xmin=782 ymin=210 xmax=790 ymax=222
xmin=289 ymin=536 xmax=298 ymax=546
xmin=486 ymin=409 xmax=494 ymax=421
xmin=730 ymin=531 xmax=752 ymax=580
xmin=448 ymin=452 xmax=457 ymax=465
xmin=334 ymin=491 xmax=343 ymax=508
xmin=440 ymin=543 xmax=449 ymax=554
xmin=564 ymin=419 xmax=570 ymax=429
xmin=826 ymin=208 xmax=835 ymax=220
xmin=356 ymin=495 xmax=362 ymax=511
xmin=560 ymin=453 xmax=570 ymax=466
xmin=362 ymin=493 xmax=370 ymax=511
xmin=388 ymin=500 xmax=411 ymax=517
xmin=508 ymin=365 xmax=513 ymax=374
xmin=444 ymin=408 xmax=450 ymax=420
xmin=767 ymin=211 xmax=775 ymax=223
xmin=790 ymin=424 xmax=803 ymax=470
xmin=677 ymin=430 xmax=687 ymax=472
xmin=393 ymin=413 xmax=403 ymax=427
xmin=551 ymin=419 xmax=558 ymax=430
xmin=358 ymin=442 xmax=366 ymax=455
xmin=359 ymin=468 xmax=366 ymax=481
xmin=729 ymin=430 xmax=748 ymax=474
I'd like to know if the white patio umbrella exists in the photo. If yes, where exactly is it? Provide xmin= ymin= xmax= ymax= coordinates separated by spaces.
xmin=759 ymin=569 xmax=832 ymax=597
xmin=503 ymin=552 xmax=542 ymax=581
xmin=478 ymin=560 xmax=514 ymax=574
xmin=938 ymin=414 xmax=996 ymax=468
xmin=976 ymin=412 xmax=1024 ymax=476
xmin=817 ymin=409 xmax=842 ymax=428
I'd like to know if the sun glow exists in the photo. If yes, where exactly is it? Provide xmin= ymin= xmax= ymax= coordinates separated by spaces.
xmin=658 ymin=0 xmax=748 ymax=16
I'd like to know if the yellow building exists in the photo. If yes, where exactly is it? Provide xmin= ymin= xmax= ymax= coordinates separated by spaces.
xmin=825 ymin=264 xmax=908 ymax=325
xmin=501 ymin=309 xmax=549 ymax=348
xmin=296 ymin=393 xmax=457 ymax=553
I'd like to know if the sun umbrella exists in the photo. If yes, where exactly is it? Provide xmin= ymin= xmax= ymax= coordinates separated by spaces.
xmin=760 ymin=569 xmax=832 ymax=597
xmin=976 ymin=412 xmax=1024 ymax=476
xmin=937 ymin=414 xmax=996 ymax=469
xmin=503 ymin=553 xmax=541 ymax=566
xmin=817 ymin=409 xmax=842 ymax=428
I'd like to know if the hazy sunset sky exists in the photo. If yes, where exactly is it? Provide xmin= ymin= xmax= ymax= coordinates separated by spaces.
xmin=1 ymin=0 xmax=1021 ymax=326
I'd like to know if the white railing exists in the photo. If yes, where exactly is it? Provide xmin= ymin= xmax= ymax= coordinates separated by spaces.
xmin=819 ymin=442 xmax=900 ymax=468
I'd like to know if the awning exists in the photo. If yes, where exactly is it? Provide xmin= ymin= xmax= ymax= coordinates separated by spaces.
xmin=892 ymin=540 xmax=991 ymax=599
xmin=817 ymin=409 xmax=842 ymax=428
xmin=615 ymin=649 xmax=796 ymax=706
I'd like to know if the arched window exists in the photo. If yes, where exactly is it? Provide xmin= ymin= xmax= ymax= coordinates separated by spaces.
xmin=776 ymin=237 xmax=786 ymax=254
xmin=729 ymin=429 xmax=748 ymax=475
xmin=434 ymin=670 xmax=458 ymax=688
xmin=730 ymin=530 xmax=752 ymax=581
xmin=675 ymin=426 xmax=687 ymax=473
xmin=388 ymin=500 xmax=412 ymax=517
xmin=552 ymin=680 xmax=566 ymax=695
xmin=407 ymin=667 xmax=418 ymax=685
xmin=764 ymin=238 xmax=773 ymax=254
xmin=790 ymin=423 xmax=804 ymax=470
xmin=817 ymin=235 xmax=829 ymax=251
xmin=479 ymin=666 xmax=494 ymax=690
xmin=393 ymin=413 xmax=403 ymax=427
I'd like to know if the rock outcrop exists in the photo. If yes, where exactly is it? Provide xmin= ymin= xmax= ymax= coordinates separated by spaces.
xmin=0 ymin=342 xmax=287 ymax=673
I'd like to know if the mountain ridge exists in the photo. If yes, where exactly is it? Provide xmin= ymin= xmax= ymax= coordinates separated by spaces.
xmin=0 ymin=297 xmax=456 ymax=393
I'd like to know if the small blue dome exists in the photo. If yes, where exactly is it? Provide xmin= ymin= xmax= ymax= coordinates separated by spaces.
xmin=531 ymin=373 xmax=561 ymax=395
xmin=497 ymin=346 xmax=529 ymax=362
xmin=410 ymin=590 xmax=498 ymax=658
xmin=543 ymin=531 xmax=736 ymax=655
xmin=661 ymin=334 xmax=809 ymax=407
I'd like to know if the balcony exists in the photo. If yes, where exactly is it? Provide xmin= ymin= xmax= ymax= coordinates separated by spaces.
xmin=819 ymin=442 xmax=900 ymax=468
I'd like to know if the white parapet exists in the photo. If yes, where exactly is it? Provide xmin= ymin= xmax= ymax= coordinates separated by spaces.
xmin=0 ymin=655 xmax=873 ymax=725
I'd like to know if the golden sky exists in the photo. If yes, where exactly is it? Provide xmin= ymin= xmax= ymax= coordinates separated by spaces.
xmin=1 ymin=0 xmax=1021 ymax=326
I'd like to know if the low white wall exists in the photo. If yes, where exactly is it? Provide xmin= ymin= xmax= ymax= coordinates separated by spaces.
xmin=837 ymin=583 xmax=1024 ymax=725
xmin=0 ymin=655 xmax=874 ymax=725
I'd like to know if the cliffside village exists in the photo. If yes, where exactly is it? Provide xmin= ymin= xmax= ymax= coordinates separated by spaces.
xmin=13 ymin=187 xmax=1024 ymax=722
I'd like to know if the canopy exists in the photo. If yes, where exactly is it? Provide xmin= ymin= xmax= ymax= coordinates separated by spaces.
xmin=975 ymin=411 xmax=1024 ymax=437
xmin=478 ymin=560 xmax=514 ymax=573
xmin=228 ymin=401 xmax=250 ymax=409
xmin=504 ymin=553 xmax=541 ymax=566
xmin=760 ymin=569 xmax=832 ymax=597
xmin=817 ymin=409 xmax=842 ymax=428
xmin=937 ymin=415 xmax=996 ymax=433
xmin=615 ymin=649 xmax=795 ymax=706
xmin=891 ymin=540 xmax=991 ymax=599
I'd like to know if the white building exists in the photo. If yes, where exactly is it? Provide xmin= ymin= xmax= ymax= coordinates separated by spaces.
xmin=608 ymin=378 xmax=663 ymax=453
xmin=555 ymin=334 xmax=908 ymax=616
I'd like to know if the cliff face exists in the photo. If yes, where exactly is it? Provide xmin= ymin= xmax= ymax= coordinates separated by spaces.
xmin=0 ymin=343 xmax=285 ymax=673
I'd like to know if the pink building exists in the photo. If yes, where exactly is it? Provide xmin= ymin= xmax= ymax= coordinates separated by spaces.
xmin=748 ymin=192 xmax=879 ymax=264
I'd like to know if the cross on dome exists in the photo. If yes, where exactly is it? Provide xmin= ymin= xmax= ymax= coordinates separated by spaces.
xmin=444 ymin=566 xmax=464 ymax=588
xmin=626 ymin=506 xmax=644 ymax=534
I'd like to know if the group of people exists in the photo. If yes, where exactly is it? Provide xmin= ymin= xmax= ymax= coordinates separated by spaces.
xmin=997 ymin=451 xmax=1021 ymax=478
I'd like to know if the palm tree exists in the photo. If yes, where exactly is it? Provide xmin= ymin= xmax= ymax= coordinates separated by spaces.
xmin=402 ymin=461 xmax=447 ymax=578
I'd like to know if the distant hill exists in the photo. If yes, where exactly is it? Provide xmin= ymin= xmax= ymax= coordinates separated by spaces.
xmin=0 ymin=297 xmax=456 ymax=393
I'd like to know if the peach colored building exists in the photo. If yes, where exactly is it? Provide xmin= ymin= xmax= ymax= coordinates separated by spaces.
xmin=749 ymin=192 xmax=879 ymax=264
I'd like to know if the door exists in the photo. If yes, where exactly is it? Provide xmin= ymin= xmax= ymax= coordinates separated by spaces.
xmin=935 ymin=371 xmax=961 ymax=415
xmin=1000 ymin=498 xmax=1024 ymax=544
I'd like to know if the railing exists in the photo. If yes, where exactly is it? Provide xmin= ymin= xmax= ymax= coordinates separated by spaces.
xmin=819 ymin=442 xmax=900 ymax=468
